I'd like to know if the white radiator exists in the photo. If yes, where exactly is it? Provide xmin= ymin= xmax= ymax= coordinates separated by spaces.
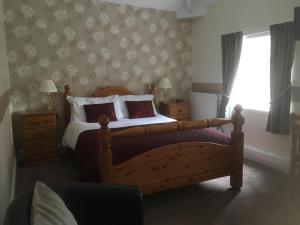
xmin=190 ymin=92 xmax=218 ymax=120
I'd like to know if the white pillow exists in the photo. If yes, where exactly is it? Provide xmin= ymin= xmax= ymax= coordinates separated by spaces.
xmin=118 ymin=94 xmax=158 ymax=118
xmin=31 ymin=181 xmax=78 ymax=225
xmin=67 ymin=95 xmax=123 ymax=122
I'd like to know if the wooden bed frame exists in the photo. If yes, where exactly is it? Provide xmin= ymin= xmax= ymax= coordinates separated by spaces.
xmin=64 ymin=84 xmax=244 ymax=195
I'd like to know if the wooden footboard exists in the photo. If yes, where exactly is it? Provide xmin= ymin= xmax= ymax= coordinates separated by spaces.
xmin=113 ymin=142 xmax=233 ymax=194
xmin=98 ymin=105 xmax=244 ymax=194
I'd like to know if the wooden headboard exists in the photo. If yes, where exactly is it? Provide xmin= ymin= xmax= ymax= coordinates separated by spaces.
xmin=64 ymin=83 xmax=157 ymax=125
xmin=92 ymin=86 xmax=133 ymax=97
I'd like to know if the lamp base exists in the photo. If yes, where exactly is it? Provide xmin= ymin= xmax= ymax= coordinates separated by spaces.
xmin=47 ymin=104 xmax=54 ymax=111
xmin=163 ymin=88 xmax=167 ymax=103
xmin=47 ymin=93 xmax=55 ymax=111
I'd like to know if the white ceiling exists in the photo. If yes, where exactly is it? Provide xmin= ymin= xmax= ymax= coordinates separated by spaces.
xmin=98 ymin=0 xmax=222 ymax=18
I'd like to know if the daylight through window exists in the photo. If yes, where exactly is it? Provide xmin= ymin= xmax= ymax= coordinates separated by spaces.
xmin=228 ymin=33 xmax=271 ymax=113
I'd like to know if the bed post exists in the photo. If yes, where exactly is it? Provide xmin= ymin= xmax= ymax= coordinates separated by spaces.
xmin=64 ymin=84 xmax=71 ymax=126
xmin=150 ymin=83 xmax=158 ymax=106
xmin=98 ymin=115 xmax=112 ymax=183
xmin=230 ymin=104 xmax=244 ymax=190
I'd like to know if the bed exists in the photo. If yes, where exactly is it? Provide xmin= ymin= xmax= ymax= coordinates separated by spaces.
xmin=63 ymin=84 xmax=244 ymax=195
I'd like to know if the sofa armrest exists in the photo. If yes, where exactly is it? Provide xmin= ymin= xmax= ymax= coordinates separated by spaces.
xmin=4 ymin=193 xmax=32 ymax=225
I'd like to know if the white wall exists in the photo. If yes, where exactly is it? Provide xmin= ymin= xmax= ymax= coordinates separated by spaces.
xmin=224 ymin=110 xmax=291 ymax=172
xmin=0 ymin=0 xmax=15 ymax=222
xmin=192 ymin=0 xmax=300 ymax=171
xmin=193 ymin=0 xmax=300 ymax=83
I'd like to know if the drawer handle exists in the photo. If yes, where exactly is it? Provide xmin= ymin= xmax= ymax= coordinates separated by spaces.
xmin=178 ymin=109 xmax=182 ymax=113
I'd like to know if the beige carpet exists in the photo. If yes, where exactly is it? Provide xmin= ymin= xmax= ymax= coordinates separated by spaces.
xmin=16 ymin=159 xmax=300 ymax=225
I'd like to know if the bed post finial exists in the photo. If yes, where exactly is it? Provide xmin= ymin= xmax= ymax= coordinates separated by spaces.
xmin=232 ymin=104 xmax=244 ymax=132
xmin=150 ymin=83 xmax=156 ymax=94
xmin=64 ymin=84 xmax=71 ymax=96
xmin=99 ymin=115 xmax=110 ymax=128
xmin=98 ymin=115 xmax=112 ymax=183
xmin=230 ymin=104 xmax=244 ymax=190
xmin=64 ymin=84 xmax=71 ymax=126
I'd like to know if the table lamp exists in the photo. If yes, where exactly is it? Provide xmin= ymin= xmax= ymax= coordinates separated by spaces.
xmin=158 ymin=78 xmax=172 ymax=103
xmin=39 ymin=80 xmax=57 ymax=110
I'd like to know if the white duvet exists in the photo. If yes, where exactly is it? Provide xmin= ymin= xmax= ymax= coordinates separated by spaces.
xmin=62 ymin=114 xmax=176 ymax=150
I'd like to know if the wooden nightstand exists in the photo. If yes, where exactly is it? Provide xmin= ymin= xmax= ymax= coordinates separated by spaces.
xmin=20 ymin=111 xmax=58 ymax=165
xmin=159 ymin=102 xmax=190 ymax=121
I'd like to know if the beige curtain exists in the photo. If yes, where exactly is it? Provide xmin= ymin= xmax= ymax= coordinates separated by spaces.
xmin=219 ymin=31 xmax=243 ymax=118
xmin=266 ymin=22 xmax=295 ymax=134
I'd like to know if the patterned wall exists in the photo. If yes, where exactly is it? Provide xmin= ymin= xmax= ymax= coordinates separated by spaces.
xmin=3 ymin=0 xmax=192 ymax=114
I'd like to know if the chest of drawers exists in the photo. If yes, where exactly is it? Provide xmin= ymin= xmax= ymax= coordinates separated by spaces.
xmin=159 ymin=102 xmax=190 ymax=121
xmin=21 ymin=111 xmax=58 ymax=165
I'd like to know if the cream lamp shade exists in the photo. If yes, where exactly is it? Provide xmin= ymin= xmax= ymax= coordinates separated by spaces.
xmin=39 ymin=80 xmax=58 ymax=93
xmin=158 ymin=78 xmax=172 ymax=89
xmin=158 ymin=78 xmax=172 ymax=103
xmin=39 ymin=80 xmax=57 ymax=110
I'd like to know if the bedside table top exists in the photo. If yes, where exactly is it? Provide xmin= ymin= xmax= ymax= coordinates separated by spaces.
xmin=19 ymin=110 xmax=56 ymax=117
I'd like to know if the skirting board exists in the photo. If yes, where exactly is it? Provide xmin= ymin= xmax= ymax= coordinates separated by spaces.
xmin=244 ymin=145 xmax=290 ymax=173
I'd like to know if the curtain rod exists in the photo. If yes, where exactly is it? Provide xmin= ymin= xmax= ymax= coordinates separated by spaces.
xmin=245 ymin=31 xmax=270 ymax=38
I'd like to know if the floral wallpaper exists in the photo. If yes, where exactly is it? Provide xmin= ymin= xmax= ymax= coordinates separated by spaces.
xmin=3 ymin=0 xmax=192 ymax=114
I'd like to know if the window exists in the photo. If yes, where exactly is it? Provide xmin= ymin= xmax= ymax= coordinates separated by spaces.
xmin=227 ymin=33 xmax=271 ymax=113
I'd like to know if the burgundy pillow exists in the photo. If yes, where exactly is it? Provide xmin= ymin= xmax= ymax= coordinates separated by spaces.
xmin=125 ymin=100 xmax=155 ymax=119
xmin=83 ymin=103 xmax=117 ymax=123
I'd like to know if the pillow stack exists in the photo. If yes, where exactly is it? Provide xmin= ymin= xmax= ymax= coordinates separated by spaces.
xmin=67 ymin=95 xmax=122 ymax=122
xmin=83 ymin=103 xmax=117 ymax=122
xmin=67 ymin=94 xmax=157 ymax=123
xmin=125 ymin=101 xmax=155 ymax=119
xmin=118 ymin=94 xmax=157 ymax=119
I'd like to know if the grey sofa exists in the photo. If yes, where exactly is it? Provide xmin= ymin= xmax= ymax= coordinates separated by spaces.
xmin=4 ymin=183 xmax=143 ymax=225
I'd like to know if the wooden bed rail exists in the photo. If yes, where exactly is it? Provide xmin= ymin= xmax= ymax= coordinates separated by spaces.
xmin=98 ymin=104 xmax=245 ymax=189
xmin=104 ymin=118 xmax=232 ymax=137
xmin=98 ymin=105 xmax=243 ymax=138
